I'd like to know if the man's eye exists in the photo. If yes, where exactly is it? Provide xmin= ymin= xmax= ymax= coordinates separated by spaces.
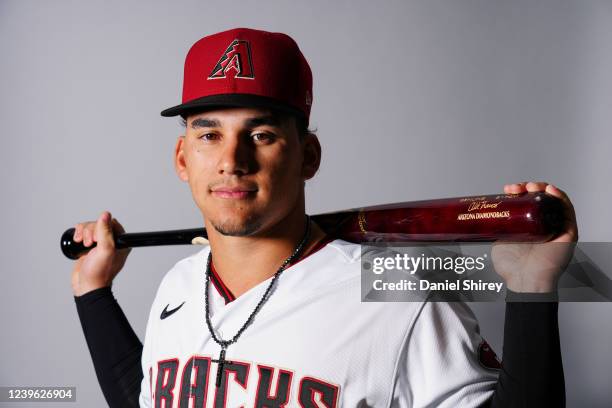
xmin=198 ymin=133 xmax=218 ymax=141
xmin=252 ymin=133 xmax=274 ymax=143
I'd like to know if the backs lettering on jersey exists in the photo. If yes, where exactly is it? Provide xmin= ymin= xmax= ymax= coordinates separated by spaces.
xmin=151 ymin=357 xmax=340 ymax=408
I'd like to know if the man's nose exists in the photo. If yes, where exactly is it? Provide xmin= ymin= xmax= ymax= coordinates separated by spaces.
xmin=217 ymin=137 xmax=251 ymax=175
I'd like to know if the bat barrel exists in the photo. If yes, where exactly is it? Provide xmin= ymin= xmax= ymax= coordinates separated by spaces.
xmin=313 ymin=191 xmax=565 ymax=243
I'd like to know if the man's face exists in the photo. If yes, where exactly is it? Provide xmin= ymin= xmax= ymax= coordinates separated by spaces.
xmin=174 ymin=107 xmax=319 ymax=237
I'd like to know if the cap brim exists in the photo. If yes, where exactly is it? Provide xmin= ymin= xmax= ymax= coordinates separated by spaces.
xmin=160 ymin=93 xmax=305 ymax=121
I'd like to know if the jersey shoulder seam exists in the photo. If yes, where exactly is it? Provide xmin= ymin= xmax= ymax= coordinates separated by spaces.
xmin=154 ymin=246 xmax=209 ymax=298
xmin=385 ymin=299 xmax=428 ymax=407
xmin=325 ymin=239 xmax=361 ymax=264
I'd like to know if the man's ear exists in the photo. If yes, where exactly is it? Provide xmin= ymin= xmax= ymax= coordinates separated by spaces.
xmin=174 ymin=135 xmax=189 ymax=182
xmin=301 ymin=133 xmax=322 ymax=180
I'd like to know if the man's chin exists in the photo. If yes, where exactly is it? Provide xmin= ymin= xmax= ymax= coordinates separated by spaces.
xmin=210 ymin=218 xmax=263 ymax=237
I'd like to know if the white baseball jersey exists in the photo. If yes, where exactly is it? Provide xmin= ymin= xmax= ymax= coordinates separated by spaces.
xmin=139 ymin=239 xmax=499 ymax=407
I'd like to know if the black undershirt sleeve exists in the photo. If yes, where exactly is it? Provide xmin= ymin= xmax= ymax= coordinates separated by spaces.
xmin=485 ymin=290 xmax=565 ymax=408
xmin=74 ymin=287 xmax=143 ymax=408
xmin=74 ymin=288 xmax=564 ymax=407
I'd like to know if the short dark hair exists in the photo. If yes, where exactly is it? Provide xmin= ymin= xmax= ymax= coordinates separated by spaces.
xmin=180 ymin=109 xmax=316 ymax=142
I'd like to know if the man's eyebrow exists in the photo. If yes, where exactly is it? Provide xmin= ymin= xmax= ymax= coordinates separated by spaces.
xmin=189 ymin=115 xmax=282 ymax=129
xmin=190 ymin=118 xmax=220 ymax=129
xmin=243 ymin=115 xmax=282 ymax=128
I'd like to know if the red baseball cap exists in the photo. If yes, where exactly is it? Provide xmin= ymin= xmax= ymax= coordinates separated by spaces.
xmin=161 ymin=28 xmax=313 ymax=124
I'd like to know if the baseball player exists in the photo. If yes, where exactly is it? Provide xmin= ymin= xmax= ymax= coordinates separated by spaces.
xmin=72 ymin=28 xmax=575 ymax=407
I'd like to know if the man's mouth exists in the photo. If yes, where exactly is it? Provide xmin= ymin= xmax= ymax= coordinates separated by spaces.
xmin=210 ymin=185 xmax=258 ymax=199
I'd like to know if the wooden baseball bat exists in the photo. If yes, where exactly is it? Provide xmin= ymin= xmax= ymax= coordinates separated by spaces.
xmin=60 ymin=192 xmax=565 ymax=260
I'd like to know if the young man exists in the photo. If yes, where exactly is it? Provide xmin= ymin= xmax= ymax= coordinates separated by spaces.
xmin=72 ymin=28 xmax=575 ymax=407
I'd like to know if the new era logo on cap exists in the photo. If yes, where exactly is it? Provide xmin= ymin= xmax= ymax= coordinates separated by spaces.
xmin=161 ymin=28 xmax=313 ymax=124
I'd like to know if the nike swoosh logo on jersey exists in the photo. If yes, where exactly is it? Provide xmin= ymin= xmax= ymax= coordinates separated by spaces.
xmin=160 ymin=302 xmax=185 ymax=320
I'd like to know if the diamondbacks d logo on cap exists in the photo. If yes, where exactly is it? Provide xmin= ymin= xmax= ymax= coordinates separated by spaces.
xmin=208 ymin=39 xmax=255 ymax=80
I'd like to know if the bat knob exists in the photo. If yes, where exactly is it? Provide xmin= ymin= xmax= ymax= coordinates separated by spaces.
xmin=60 ymin=228 xmax=96 ymax=260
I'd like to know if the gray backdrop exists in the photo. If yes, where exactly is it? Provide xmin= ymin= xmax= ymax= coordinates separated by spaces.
xmin=1 ymin=0 xmax=611 ymax=406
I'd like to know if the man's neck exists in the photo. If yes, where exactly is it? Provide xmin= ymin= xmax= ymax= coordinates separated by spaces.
xmin=206 ymin=211 xmax=328 ymax=299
